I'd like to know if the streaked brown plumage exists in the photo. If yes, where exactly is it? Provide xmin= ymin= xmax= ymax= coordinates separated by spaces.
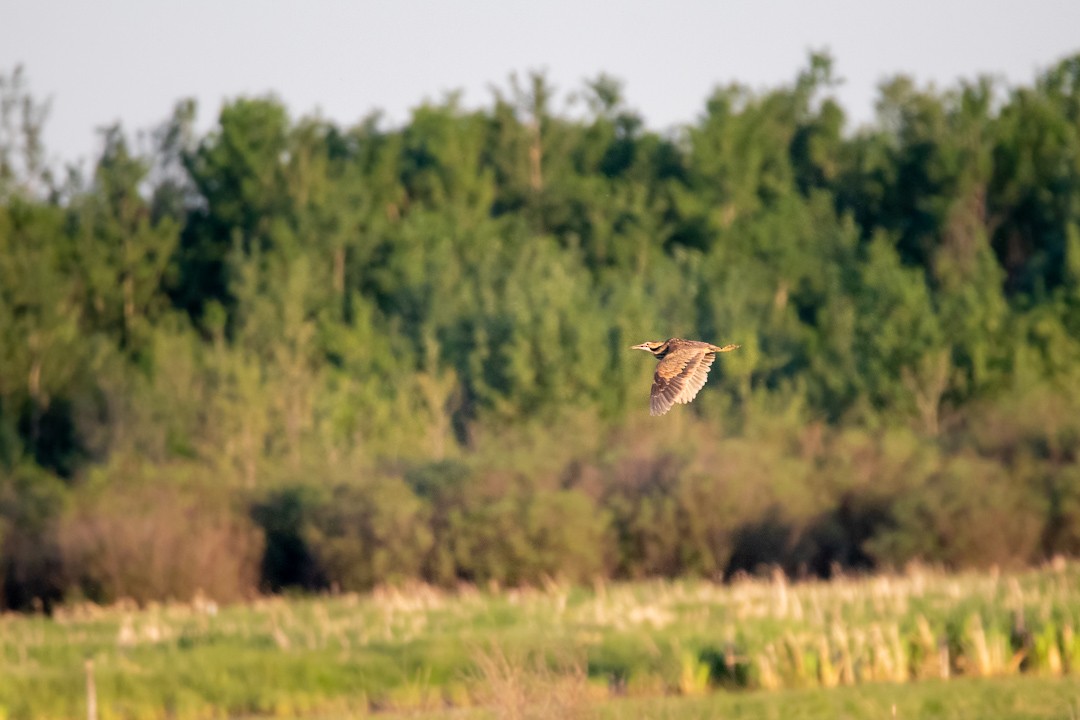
xmin=630 ymin=338 xmax=740 ymax=416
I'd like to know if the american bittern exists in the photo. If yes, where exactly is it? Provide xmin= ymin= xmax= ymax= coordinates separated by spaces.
xmin=631 ymin=338 xmax=740 ymax=416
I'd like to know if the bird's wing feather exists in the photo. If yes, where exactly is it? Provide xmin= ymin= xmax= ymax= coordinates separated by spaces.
xmin=674 ymin=352 xmax=715 ymax=405
xmin=650 ymin=347 xmax=713 ymax=416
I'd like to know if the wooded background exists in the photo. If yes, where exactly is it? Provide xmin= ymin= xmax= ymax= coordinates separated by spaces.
xmin=2 ymin=54 xmax=1079 ymax=609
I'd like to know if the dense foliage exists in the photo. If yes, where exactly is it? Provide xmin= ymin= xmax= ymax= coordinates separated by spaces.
xmin=2 ymin=54 xmax=1080 ymax=607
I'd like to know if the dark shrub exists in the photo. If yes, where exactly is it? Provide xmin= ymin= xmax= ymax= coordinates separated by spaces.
xmin=0 ymin=464 xmax=69 ymax=610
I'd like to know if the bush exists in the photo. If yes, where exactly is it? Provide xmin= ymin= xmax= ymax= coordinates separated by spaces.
xmin=1043 ymin=465 xmax=1080 ymax=557
xmin=521 ymin=489 xmax=610 ymax=584
xmin=444 ymin=482 xmax=610 ymax=586
xmin=303 ymin=477 xmax=433 ymax=591
xmin=251 ymin=485 xmax=326 ymax=591
xmin=410 ymin=461 xmax=610 ymax=587
xmin=0 ymin=463 xmax=70 ymax=610
xmin=406 ymin=460 xmax=473 ymax=586
xmin=58 ymin=462 xmax=263 ymax=604
xmin=865 ymin=454 xmax=1044 ymax=568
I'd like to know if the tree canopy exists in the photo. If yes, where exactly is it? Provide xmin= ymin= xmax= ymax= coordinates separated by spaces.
xmin=2 ymin=53 xmax=1080 ymax=607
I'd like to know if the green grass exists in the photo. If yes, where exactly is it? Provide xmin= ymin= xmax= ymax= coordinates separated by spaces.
xmin=374 ymin=676 xmax=1080 ymax=719
xmin=1 ymin=564 xmax=1079 ymax=719
xmin=596 ymin=676 xmax=1080 ymax=720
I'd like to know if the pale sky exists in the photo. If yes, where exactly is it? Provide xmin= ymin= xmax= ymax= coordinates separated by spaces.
xmin=3 ymin=0 xmax=1079 ymax=168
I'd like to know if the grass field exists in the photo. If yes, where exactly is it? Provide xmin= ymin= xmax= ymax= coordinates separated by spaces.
xmin=391 ymin=676 xmax=1080 ymax=720
xmin=2 ymin=563 xmax=1078 ymax=719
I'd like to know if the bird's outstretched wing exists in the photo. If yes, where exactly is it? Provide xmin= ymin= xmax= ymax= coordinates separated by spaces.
xmin=650 ymin=346 xmax=717 ymax=416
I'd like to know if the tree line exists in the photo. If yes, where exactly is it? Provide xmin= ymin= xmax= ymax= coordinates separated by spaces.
xmin=1 ymin=53 xmax=1079 ymax=608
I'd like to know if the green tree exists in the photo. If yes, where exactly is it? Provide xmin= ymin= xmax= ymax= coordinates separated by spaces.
xmin=71 ymin=126 xmax=180 ymax=350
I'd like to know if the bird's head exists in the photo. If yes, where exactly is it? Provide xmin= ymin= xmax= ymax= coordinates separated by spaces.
xmin=630 ymin=340 xmax=668 ymax=356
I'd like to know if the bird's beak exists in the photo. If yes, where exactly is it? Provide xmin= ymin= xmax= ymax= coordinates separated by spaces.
xmin=630 ymin=342 xmax=651 ymax=351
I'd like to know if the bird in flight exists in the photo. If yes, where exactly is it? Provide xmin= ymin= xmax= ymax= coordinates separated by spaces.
xmin=631 ymin=338 xmax=740 ymax=416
